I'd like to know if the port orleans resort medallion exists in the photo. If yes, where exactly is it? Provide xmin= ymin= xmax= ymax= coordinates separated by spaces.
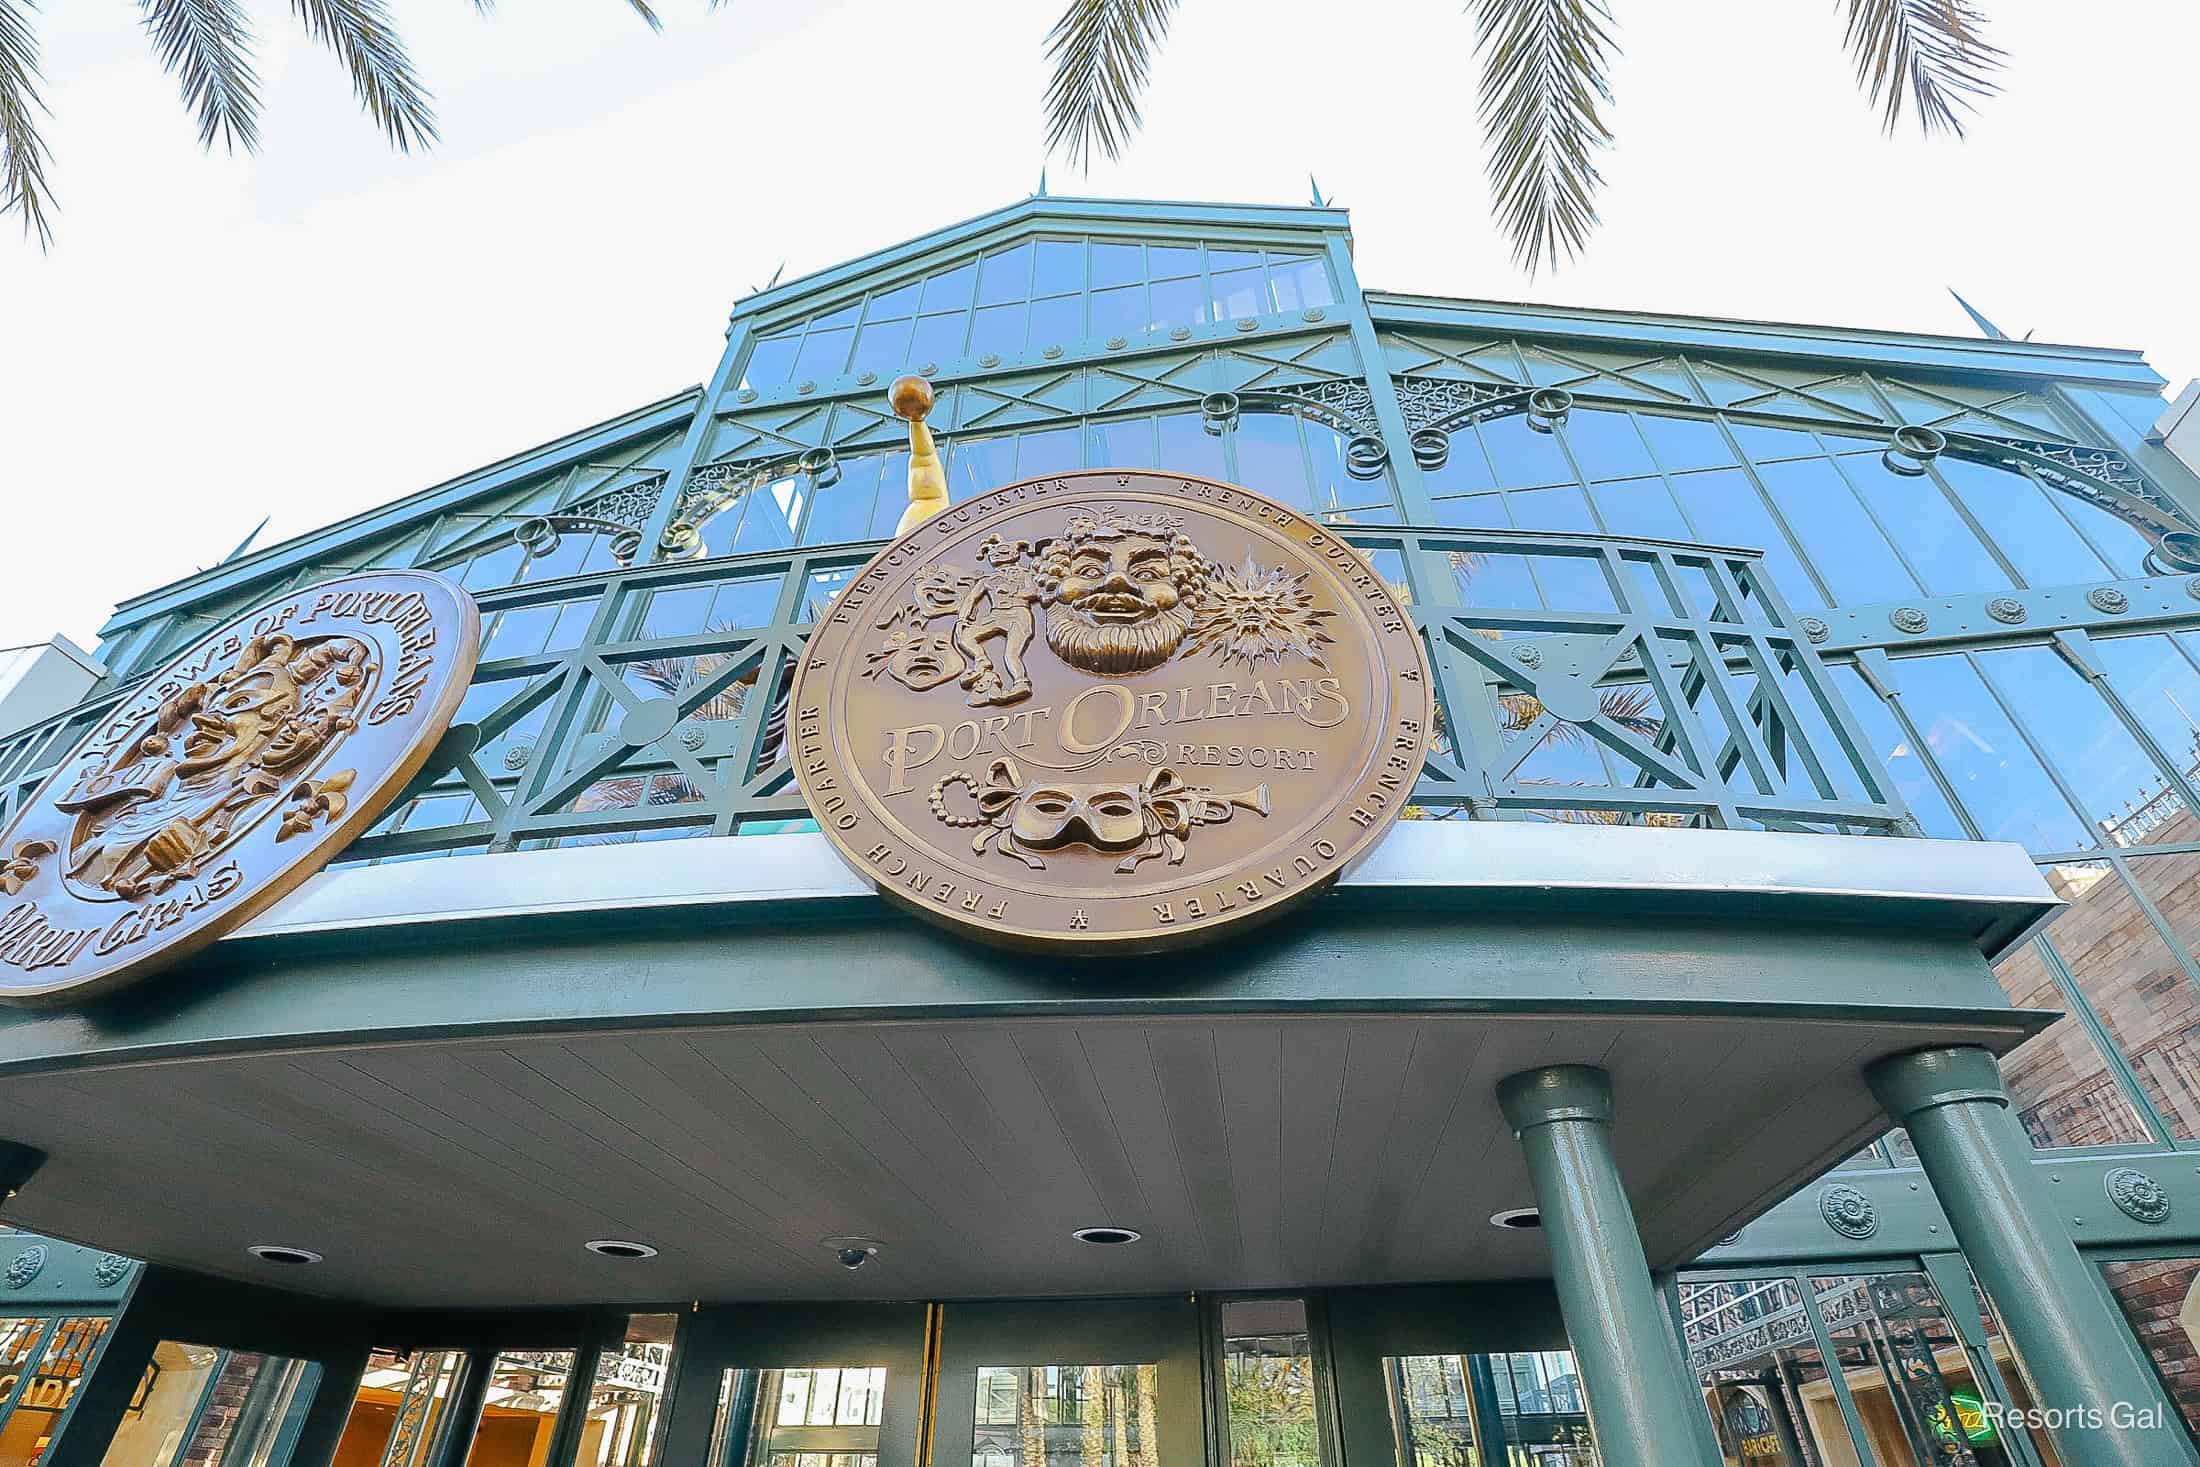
xmin=792 ymin=471 xmax=1433 ymax=950
xmin=0 ymin=571 xmax=480 ymax=1004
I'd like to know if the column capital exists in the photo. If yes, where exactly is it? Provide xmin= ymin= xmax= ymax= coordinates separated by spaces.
xmin=1498 ymin=1063 xmax=1614 ymax=1133
xmin=1865 ymin=1045 xmax=2008 ymax=1121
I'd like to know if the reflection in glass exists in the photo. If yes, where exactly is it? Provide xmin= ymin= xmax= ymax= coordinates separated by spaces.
xmin=1221 ymin=1301 xmax=1318 ymax=1467
xmin=0 ymin=1317 xmax=111 ymax=1467
xmin=721 ymin=1366 xmax=886 ymax=1467
xmin=1988 ymin=935 xmax=2152 ymax=1147
xmin=2036 ymin=859 xmax=2200 ymax=1138
xmin=2100 ymin=1258 xmax=2200 ymax=1448
xmin=1386 ymin=1351 xmax=1598 ymax=1466
xmin=1680 ymin=1277 xmax=1858 ymax=1467
xmin=576 ymin=1316 xmax=677 ymax=1467
xmin=100 ymin=1345 xmax=313 ymax=1467
xmin=1887 ymin=653 xmax=2091 ymax=852
xmin=328 ymin=1349 xmax=467 ymax=1467
xmin=971 ymin=1364 xmax=1157 ymax=1467
xmin=461 ymin=1351 xmax=576 ymax=1467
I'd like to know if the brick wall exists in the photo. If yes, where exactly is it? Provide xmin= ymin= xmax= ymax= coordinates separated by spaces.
xmin=2102 ymin=1257 xmax=2200 ymax=1443
xmin=179 ymin=1353 xmax=267 ymax=1467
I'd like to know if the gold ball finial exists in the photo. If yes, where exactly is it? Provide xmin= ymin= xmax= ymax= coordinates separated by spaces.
xmin=888 ymin=374 xmax=934 ymax=421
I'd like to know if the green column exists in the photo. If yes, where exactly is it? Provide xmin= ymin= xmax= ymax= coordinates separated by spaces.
xmin=1497 ymin=1064 xmax=1716 ymax=1466
xmin=1867 ymin=1046 xmax=2196 ymax=1467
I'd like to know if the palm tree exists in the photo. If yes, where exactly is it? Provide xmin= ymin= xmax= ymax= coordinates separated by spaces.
xmin=1044 ymin=0 xmax=2001 ymax=273
xmin=0 ymin=0 xmax=700 ymax=246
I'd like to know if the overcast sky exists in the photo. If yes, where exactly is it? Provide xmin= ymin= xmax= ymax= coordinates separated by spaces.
xmin=1 ymin=0 xmax=2189 ymax=653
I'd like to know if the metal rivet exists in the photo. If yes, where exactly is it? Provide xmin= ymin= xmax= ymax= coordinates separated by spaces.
xmin=1043 ymin=344 xmax=1064 ymax=359
xmin=1169 ymin=325 xmax=1192 ymax=341
xmin=1302 ymin=307 xmax=1326 ymax=322
xmin=1890 ymin=607 xmax=1930 ymax=634
xmin=978 ymin=353 xmax=1001 ymax=368
xmin=2089 ymin=586 xmax=2129 ymax=614
xmin=735 ymin=388 xmax=757 ymax=403
xmin=796 ymin=380 xmax=815 ymax=395
xmin=855 ymin=371 xmax=877 ymax=387
xmin=1106 ymin=336 xmax=1128 ymax=350
xmin=1234 ymin=317 xmax=1258 ymax=332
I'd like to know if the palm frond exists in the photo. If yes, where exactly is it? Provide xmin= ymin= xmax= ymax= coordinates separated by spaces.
xmin=289 ymin=0 xmax=436 ymax=151
xmin=140 ymin=0 xmax=261 ymax=152
xmin=1470 ymin=0 xmax=1618 ymax=275
xmin=0 ymin=0 xmax=54 ymax=246
xmin=1839 ymin=0 xmax=2002 ymax=136
xmin=621 ymin=0 xmax=662 ymax=31
xmin=1042 ymin=0 xmax=1179 ymax=169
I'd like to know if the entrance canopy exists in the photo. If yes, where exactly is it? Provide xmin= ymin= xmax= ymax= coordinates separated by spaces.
xmin=0 ymin=823 xmax=2056 ymax=1308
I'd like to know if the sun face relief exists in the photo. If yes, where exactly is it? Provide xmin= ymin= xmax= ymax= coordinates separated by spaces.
xmin=792 ymin=471 xmax=1432 ymax=950
xmin=0 ymin=571 xmax=479 ymax=1004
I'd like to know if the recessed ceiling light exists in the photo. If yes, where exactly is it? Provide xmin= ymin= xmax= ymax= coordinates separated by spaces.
xmin=1072 ymin=1226 xmax=1143 ymax=1246
xmin=584 ymin=1239 xmax=659 ymax=1260
xmin=1489 ymin=1207 xmax=1542 ymax=1231
xmin=246 ymin=1244 xmax=323 ymax=1265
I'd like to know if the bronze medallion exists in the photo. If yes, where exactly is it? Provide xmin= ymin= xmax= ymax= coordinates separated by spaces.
xmin=792 ymin=471 xmax=1432 ymax=949
xmin=0 ymin=571 xmax=480 ymax=1004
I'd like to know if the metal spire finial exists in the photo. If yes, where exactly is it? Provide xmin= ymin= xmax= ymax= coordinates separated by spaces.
xmin=1309 ymin=175 xmax=1327 ymax=208
xmin=1948 ymin=289 xmax=2008 ymax=341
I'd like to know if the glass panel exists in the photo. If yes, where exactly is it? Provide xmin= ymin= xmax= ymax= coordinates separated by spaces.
xmin=1146 ymin=276 xmax=1207 ymax=332
xmin=977 ymin=245 xmax=1033 ymax=306
xmin=968 ymin=303 xmax=1029 ymax=359
xmin=1588 ymin=476 xmax=1691 ymax=541
xmin=1032 ymin=240 xmax=1083 ymax=297
xmin=1209 ymin=268 xmax=1267 ymax=321
xmin=461 ymin=1352 xmax=575 ymax=1467
xmin=1808 ymin=1273 xmax=2004 ymax=1467
xmin=2091 ymin=632 xmax=2200 ymax=843
xmin=1682 ymin=1278 xmax=1861 ymax=1467
xmin=864 ymin=282 xmax=920 ymax=320
xmin=1385 ymin=1352 xmax=1599 ymax=1467
xmin=1889 ymin=652 xmax=2092 ymax=852
xmin=1221 ymin=1300 xmax=1318 ymax=1467
xmin=1824 ymin=666 xmax=1965 ymax=838
xmin=739 ymin=1366 xmax=886 ymax=1467
xmin=1233 ymin=415 xmax=1312 ymax=514
xmin=1089 ymin=243 xmax=1143 ymax=289
xmin=1157 ymin=413 xmax=1227 ymax=482
xmin=2100 ymin=1258 xmax=2200 ymax=1448
xmin=1835 ymin=451 xmax=2011 ymax=595
xmin=1559 ymin=409 xmax=1656 ymax=481
xmin=739 ymin=336 xmax=799 ymax=392
xmin=1266 ymin=257 xmax=1332 ymax=312
xmin=1972 ymin=643 xmax=2163 ymax=838
xmin=949 ymin=437 xmax=1020 ymax=504
xmin=1087 ymin=419 xmax=1155 ymax=470
xmin=848 ymin=319 xmax=915 ymax=379
xmin=1665 ymin=469 xmax=1818 ymax=609
xmin=791 ymin=329 xmax=853 ymax=382
xmin=1936 ymin=458 xmax=2115 ymax=588
xmin=2039 ymin=858 xmax=2200 ymax=1138
xmin=1088 ymin=286 xmax=1144 ymax=342
xmin=1479 ymin=415 xmax=1574 ymax=490
xmin=1026 ymin=295 xmax=1082 ymax=352
xmin=970 ymin=1365 xmax=1157 ymax=1467
xmin=1638 ymin=414 xmax=1736 ymax=472
xmin=920 ymin=263 xmax=975 ymax=313
xmin=1147 ymin=244 xmax=1199 ymax=279
xmin=1752 ymin=458 xmax=1917 ymax=605
xmin=1 ymin=1317 xmax=110 ymax=1467
xmin=908 ymin=313 xmax=966 ymax=367
xmin=1988 ymin=934 xmax=2152 ymax=1147
xmin=101 ymin=1345 xmax=314 ymax=1467
xmin=802 ymin=459 xmax=884 ymax=547
xmin=575 ymin=1316 xmax=677 ymax=1467
xmin=1013 ymin=428 xmax=1081 ymax=479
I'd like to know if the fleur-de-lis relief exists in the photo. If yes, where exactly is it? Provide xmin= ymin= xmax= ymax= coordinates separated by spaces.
xmin=0 ymin=840 xmax=56 ymax=895
xmin=277 ymin=769 xmax=357 ymax=842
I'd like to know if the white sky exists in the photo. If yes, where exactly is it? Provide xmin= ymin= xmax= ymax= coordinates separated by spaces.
xmin=1 ymin=0 xmax=2190 ymax=653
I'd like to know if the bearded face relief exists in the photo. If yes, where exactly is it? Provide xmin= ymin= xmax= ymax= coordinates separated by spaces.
xmin=1035 ymin=513 xmax=1211 ymax=677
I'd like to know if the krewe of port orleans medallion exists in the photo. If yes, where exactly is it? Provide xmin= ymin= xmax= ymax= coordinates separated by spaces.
xmin=0 ymin=571 xmax=479 ymax=1004
xmin=793 ymin=420 xmax=1431 ymax=950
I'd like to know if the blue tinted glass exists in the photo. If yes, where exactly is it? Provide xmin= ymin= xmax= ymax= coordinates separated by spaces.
xmin=1090 ymin=241 xmax=1143 ymax=287
xmin=2048 ymin=494 xmax=2154 ymax=578
xmin=1426 ymin=431 xmax=1497 ymax=495
xmin=1974 ymin=643 xmax=2163 ymax=832
xmin=1436 ymin=495 xmax=1511 ymax=530
xmin=1448 ymin=551 xmax=1541 ymax=609
xmin=1235 ymin=413 xmax=1312 ymax=511
xmin=863 ymin=452 xmax=913 ymax=538
xmin=812 ymin=303 xmax=860 ymax=331
xmin=1636 ymin=414 xmax=1734 ymax=471
xmin=1015 ymin=426 xmax=1081 ymax=476
xmin=792 ymin=326 xmax=853 ymax=381
xmin=740 ymin=335 xmax=798 ymax=391
xmin=642 ymin=584 xmax=713 ymax=638
xmin=484 ymin=603 xmax=555 ymax=659
xmin=462 ymin=542 xmax=524 ymax=590
xmin=1089 ymin=417 xmax=1155 ymax=468
xmin=949 ymin=436 xmax=1017 ymax=500
xmin=1148 ymin=244 xmax=1199 ymax=279
xmin=1148 ymin=274 xmax=1207 ymax=330
xmin=1210 ymin=267 xmax=1267 ymax=320
xmin=847 ymin=317 xmax=914 ymax=377
xmin=801 ymin=458 xmax=880 ymax=544
xmin=977 ymin=244 xmax=1032 ymax=305
xmin=1478 ymin=415 xmax=1574 ymax=489
xmin=1505 ymin=485 xmax=1597 ymax=533
xmin=732 ymin=476 xmax=802 ymax=552
xmin=865 ymin=281 xmax=920 ymax=319
xmin=908 ymin=312 xmax=966 ymax=366
xmin=1088 ymin=284 xmax=1145 ymax=340
xmin=1307 ymin=427 xmax=1383 ymax=514
xmin=1158 ymin=412 xmax=1227 ymax=479
xmin=529 ymin=531 xmax=594 ymax=580
xmin=921 ymin=263 xmax=976 ymax=312
xmin=1753 ymin=457 xmax=1917 ymax=604
xmin=705 ymin=578 xmax=780 ymax=628
xmin=1026 ymin=294 xmax=1082 ymax=350
xmin=1827 ymin=665 xmax=1966 ymax=837
xmin=1588 ymin=476 xmax=1691 ymax=540
xmin=1530 ymin=552 xmax=1616 ymax=611
xmin=1666 ymin=468 xmax=1819 ymax=607
xmin=1936 ymin=458 xmax=2113 ymax=587
xmin=1033 ymin=239 xmax=1083 ymax=295
xmin=1836 ymin=451 xmax=2009 ymax=594
xmin=1891 ymin=651 xmax=2091 ymax=851
xmin=1559 ymin=410 xmax=1655 ymax=480
xmin=1267 ymin=256 xmax=1333 ymax=311
xmin=2092 ymin=633 xmax=2200 ymax=782
xmin=968 ymin=302 xmax=1027 ymax=358
xmin=1208 ymin=248 xmax=1262 ymax=272
xmin=1731 ymin=424 xmax=1820 ymax=462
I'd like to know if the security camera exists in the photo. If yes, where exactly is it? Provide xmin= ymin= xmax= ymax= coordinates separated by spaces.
xmin=822 ymin=1236 xmax=881 ymax=1271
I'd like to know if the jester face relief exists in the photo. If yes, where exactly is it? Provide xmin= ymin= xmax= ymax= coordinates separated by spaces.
xmin=1034 ymin=515 xmax=1212 ymax=675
